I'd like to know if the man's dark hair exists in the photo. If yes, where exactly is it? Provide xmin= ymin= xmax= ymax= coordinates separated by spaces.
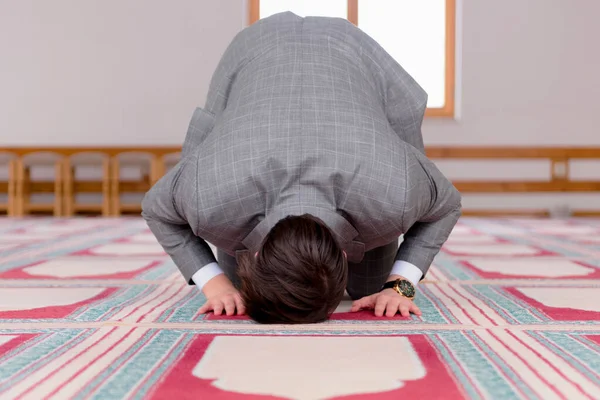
xmin=238 ymin=214 xmax=348 ymax=324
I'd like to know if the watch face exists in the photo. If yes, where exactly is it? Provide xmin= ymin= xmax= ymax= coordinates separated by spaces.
xmin=398 ymin=280 xmax=415 ymax=298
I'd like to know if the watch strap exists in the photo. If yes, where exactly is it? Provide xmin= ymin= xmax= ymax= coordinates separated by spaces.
xmin=380 ymin=278 xmax=416 ymax=299
xmin=380 ymin=280 xmax=398 ymax=292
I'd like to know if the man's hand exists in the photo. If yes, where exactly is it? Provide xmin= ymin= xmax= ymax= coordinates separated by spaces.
xmin=199 ymin=274 xmax=245 ymax=316
xmin=350 ymin=289 xmax=421 ymax=317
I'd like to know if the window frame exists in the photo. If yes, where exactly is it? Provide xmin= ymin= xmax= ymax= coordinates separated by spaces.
xmin=248 ymin=0 xmax=456 ymax=118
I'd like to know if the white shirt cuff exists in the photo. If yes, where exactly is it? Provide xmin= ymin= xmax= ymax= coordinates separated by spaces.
xmin=191 ymin=262 xmax=224 ymax=289
xmin=390 ymin=260 xmax=423 ymax=286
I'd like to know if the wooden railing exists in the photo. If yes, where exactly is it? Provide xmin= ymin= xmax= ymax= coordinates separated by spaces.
xmin=1 ymin=146 xmax=599 ymax=217
xmin=0 ymin=147 xmax=180 ymax=216
xmin=426 ymin=147 xmax=600 ymax=217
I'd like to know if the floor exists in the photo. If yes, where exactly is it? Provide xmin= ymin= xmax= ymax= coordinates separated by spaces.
xmin=0 ymin=217 xmax=599 ymax=399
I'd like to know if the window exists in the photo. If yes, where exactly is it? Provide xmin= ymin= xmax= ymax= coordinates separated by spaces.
xmin=249 ymin=0 xmax=456 ymax=117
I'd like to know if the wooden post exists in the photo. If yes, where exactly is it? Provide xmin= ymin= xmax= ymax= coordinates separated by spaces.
xmin=150 ymin=156 xmax=162 ymax=185
xmin=102 ymin=158 xmax=111 ymax=217
xmin=62 ymin=159 xmax=74 ymax=217
xmin=23 ymin=167 xmax=31 ymax=216
xmin=14 ymin=161 xmax=29 ymax=217
xmin=110 ymin=157 xmax=121 ymax=216
xmin=7 ymin=159 xmax=16 ymax=216
xmin=53 ymin=160 xmax=63 ymax=217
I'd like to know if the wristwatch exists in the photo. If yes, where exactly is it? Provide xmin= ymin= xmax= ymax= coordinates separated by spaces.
xmin=380 ymin=278 xmax=416 ymax=300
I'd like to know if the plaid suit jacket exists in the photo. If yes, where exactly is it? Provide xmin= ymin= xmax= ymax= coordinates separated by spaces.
xmin=142 ymin=12 xmax=461 ymax=284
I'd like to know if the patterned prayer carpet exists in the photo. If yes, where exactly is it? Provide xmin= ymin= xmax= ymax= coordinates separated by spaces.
xmin=0 ymin=217 xmax=599 ymax=399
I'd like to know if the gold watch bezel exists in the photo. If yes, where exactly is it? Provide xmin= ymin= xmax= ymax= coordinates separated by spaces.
xmin=392 ymin=279 xmax=416 ymax=300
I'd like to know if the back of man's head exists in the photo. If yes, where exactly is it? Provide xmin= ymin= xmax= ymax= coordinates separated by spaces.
xmin=238 ymin=214 xmax=348 ymax=324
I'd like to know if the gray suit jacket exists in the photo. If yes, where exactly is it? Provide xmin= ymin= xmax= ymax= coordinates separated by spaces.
xmin=142 ymin=12 xmax=461 ymax=285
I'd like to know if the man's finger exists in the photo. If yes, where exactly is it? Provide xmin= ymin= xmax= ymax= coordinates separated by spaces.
xmin=410 ymin=302 xmax=422 ymax=316
xmin=351 ymin=296 xmax=373 ymax=311
xmin=399 ymin=304 xmax=410 ymax=317
xmin=374 ymin=297 xmax=387 ymax=317
xmin=386 ymin=299 xmax=401 ymax=317
xmin=350 ymin=301 xmax=363 ymax=312
xmin=199 ymin=300 xmax=212 ymax=314
xmin=224 ymin=299 xmax=236 ymax=316
xmin=234 ymin=295 xmax=246 ymax=315
xmin=213 ymin=301 xmax=224 ymax=316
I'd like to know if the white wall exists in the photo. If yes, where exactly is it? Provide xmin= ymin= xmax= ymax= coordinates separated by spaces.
xmin=424 ymin=0 xmax=600 ymax=146
xmin=0 ymin=0 xmax=245 ymax=145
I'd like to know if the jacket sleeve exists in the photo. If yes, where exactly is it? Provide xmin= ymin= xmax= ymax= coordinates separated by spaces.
xmin=395 ymin=147 xmax=462 ymax=278
xmin=141 ymin=158 xmax=217 ymax=285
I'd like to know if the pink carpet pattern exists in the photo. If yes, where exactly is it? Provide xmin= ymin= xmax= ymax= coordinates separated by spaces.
xmin=1 ymin=217 xmax=600 ymax=399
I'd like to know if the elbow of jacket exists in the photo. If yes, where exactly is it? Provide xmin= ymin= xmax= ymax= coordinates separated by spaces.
xmin=140 ymin=191 xmax=154 ymax=220
xmin=451 ymin=187 xmax=463 ymax=213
